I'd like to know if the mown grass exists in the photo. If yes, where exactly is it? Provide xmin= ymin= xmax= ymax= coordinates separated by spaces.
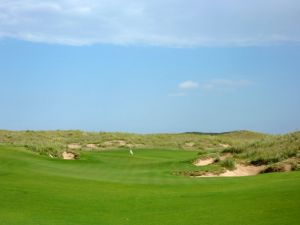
xmin=0 ymin=145 xmax=300 ymax=225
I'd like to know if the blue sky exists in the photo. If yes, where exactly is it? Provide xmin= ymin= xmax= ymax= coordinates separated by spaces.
xmin=0 ymin=1 xmax=300 ymax=134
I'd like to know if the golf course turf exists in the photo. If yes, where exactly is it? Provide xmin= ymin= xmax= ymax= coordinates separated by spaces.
xmin=1 ymin=144 xmax=300 ymax=225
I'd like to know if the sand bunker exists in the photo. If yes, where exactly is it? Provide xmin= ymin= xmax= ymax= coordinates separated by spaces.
xmin=194 ymin=154 xmax=232 ymax=167
xmin=200 ymin=164 xmax=266 ymax=177
xmin=194 ymin=158 xmax=215 ymax=166
xmin=62 ymin=151 xmax=76 ymax=160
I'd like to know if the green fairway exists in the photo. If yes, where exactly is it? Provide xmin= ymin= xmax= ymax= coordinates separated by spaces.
xmin=1 ymin=145 xmax=300 ymax=225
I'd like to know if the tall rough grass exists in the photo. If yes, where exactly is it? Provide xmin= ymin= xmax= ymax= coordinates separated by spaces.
xmin=223 ymin=132 xmax=300 ymax=165
xmin=220 ymin=158 xmax=236 ymax=170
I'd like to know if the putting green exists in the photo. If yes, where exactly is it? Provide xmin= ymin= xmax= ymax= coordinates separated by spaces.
xmin=0 ymin=145 xmax=299 ymax=225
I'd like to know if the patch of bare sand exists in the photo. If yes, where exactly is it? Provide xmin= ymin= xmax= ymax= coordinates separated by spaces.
xmin=221 ymin=164 xmax=265 ymax=177
xmin=67 ymin=143 xmax=81 ymax=149
xmin=194 ymin=154 xmax=232 ymax=167
xmin=62 ymin=151 xmax=76 ymax=160
xmin=103 ymin=140 xmax=127 ymax=147
xmin=194 ymin=158 xmax=215 ymax=166
xmin=219 ymin=153 xmax=232 ymax=160
xmin=86 ymin=144 xmax=98 ymax=149
xmin=200 ymin=164 xmax=266 ymax=177
xmin=184 ymin=142 xmax=195 ymax=147
xmin=283 ymin=164 xmax=293 ymax=172
xmin=100 ymin=141 xmax=144 ymax=149
xmin=219 ymin=143 xmax=230 ymax=148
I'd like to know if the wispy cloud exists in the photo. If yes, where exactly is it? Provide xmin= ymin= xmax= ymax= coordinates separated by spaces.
xmin=171 ymin=79 xmax=252 ymax=97
xmin=170 ymin=80 xmax=199 ymax=97
xmin=202 ymin=79 xmax=252 ymax=91
xmin=0 ymin=0 xmax=299 ymax=46
xmin=178 ymin=81 xmax=199 ymax=90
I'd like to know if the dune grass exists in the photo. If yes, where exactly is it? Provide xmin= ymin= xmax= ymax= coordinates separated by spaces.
xmin=0 ymin=144 xmax=300 ymax=225
xmin=224 ymin=132 xmax=300 ymax=166
xmin=0 ymin=129 xmax=268 ymax=155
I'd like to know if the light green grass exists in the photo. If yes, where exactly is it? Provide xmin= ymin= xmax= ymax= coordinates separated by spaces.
xmin=0 ymin=145 xmax=300 ymax=225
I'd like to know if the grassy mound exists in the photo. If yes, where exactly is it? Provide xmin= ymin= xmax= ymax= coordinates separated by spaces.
xmin=0 ymin=129 xmax=269 ymax=154
xmin=0 ymin=130 xmax=299 ymax=175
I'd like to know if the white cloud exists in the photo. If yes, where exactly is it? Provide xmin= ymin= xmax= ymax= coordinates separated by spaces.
xmin=0 ymin=0 xmax=299 ymax=46
xmin=172 ymin=79 xmax=252 ymax=97
xmin=179 ymin=81 xmax=199 ymax=90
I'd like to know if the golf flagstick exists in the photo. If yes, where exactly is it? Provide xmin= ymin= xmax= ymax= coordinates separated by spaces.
xmin=129 ymin=147 xmax=134 ymax=156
